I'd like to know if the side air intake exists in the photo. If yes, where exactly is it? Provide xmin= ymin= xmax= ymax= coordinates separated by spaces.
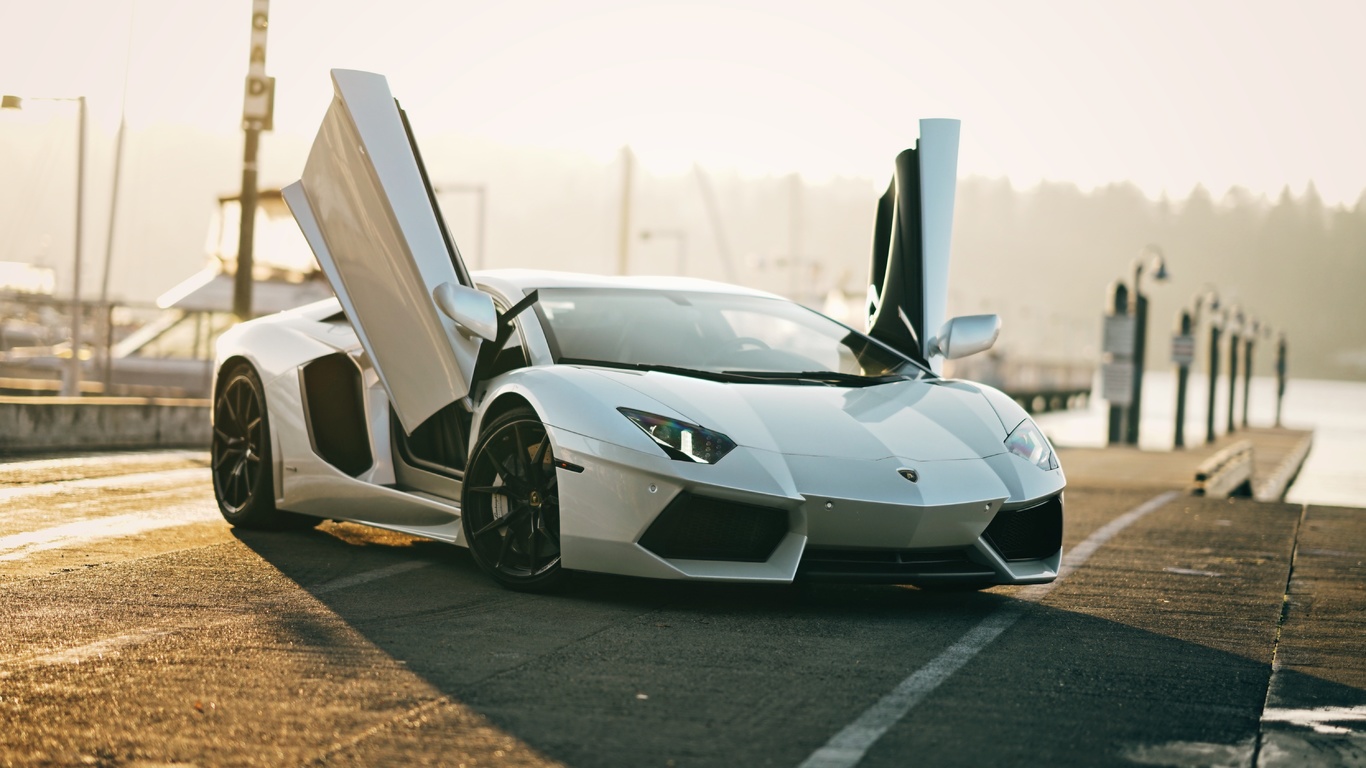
xmin=983 ymin=494 xmax=1063 ymax=561
xmin=638 ymin=494 xmax=788 ymax=562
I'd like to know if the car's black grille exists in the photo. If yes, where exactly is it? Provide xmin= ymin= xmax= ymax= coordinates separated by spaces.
xmin=638 ymin=493 xmax=788 ymax=562
xmin=983 ymin=494 xmax=1064 ymax=561
xmin=797 ymin=547 xmax=993 ymax=582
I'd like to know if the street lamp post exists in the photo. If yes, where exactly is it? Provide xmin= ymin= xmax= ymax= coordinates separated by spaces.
xmin=639 ymin=229 xmax=687 ymax=276
xmin=1226 ymin=306 xmax=1244 ymax=435
xmin=1275 ymin=332 xmax=1288 ymax=428
xmin=1242 ymin=319 xmax=1262 ymax=428
xmin=1126 ymin=245 xmax=1169 ymax=445
xmin=1186 ymin=288 xmax=1219 ymax=445
xmin=2 ymin=93 xmax=87 ymax=397
xmin=1205 ymin=308 xmax=1223 ymax=444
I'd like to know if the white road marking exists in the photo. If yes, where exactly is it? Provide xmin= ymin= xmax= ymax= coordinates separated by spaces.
xmin=0 ymin=501 xmax=220 ymax=561
xmin=18 ymin=629 xmax=176 ymax=667
xmin=0 ymin=467 xmax=209 ymax=505
xmin=798 ymin=490 xmax=1180 ymax=768
xmin=1263 ymin=705 xmax=1366 ymax=735
xmin=1121 ymin=737 xmax=1256 ymax=767
xmin=313 ymin=561 xmax=433 ymax=594
xmin=3 ymin=563 xmax=436 ymax=675
xmin=1164 ymin=566 xmax=1224 ymax=577
xmin=0 ymin=449 xmax=205 ymax=473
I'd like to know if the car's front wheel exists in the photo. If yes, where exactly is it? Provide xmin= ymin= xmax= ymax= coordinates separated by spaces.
xmin=462 ymin=407 xmax=566 ymax=591
xmin=212 ymin=362 xmax=316 ymax=530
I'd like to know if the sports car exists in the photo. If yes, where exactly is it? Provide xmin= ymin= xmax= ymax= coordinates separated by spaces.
xmin=211 ymin=69 xmax=1065 ymax=591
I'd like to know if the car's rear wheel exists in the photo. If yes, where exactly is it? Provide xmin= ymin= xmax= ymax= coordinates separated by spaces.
xmin=212 ymin=362 xmax=315 ymax=530
xmin=462 ymin=407 xmax=566 ymax=591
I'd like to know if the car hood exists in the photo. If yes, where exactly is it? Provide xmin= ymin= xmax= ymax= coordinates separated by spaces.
xmin=582 ymin=368 xmax=1009 ymax=462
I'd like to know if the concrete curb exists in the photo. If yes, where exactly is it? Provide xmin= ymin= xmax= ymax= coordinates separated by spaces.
xmin=0 ymin=397 xmax=211 ymax=456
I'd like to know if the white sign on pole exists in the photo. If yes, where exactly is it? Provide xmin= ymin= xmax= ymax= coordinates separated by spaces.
xmin=1171 ymin=333 xmax=1196 ymax=365
xmin=1102 ymin=314 xmax=1136 ymax=357
xmin=241 ymin=0 xmax=274 ymax=129
xmin=1100 ymin=361 xmax=1135 ymax=405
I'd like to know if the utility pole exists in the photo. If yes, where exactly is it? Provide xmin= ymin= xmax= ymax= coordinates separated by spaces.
xmin=1173 ymin=309 xmax=1193 ymax=448
xmin=615 ymin=146 xmax=633 ymax=275
xmin=233 ymin=0 xmax=275 ymax=321
xmin=788 ymin=173 xmax=803 ymax=300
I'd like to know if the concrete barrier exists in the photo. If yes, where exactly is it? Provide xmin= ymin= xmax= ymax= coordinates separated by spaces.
xmin=0 ymin=397 xmax=210 ymax=456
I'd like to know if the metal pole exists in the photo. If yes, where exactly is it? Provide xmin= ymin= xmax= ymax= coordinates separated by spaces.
xmin=233 ymin=127 xmax=260 ymax=321
xmin=99 ymin=111 xmax=126 ymax=390
xmin=99 ymin=2 xmax=135 ymax=391
xmin=1107 ymin=281 xmax=1129 ymax=445
xmin=234 ymin=1 xmax=271 ymax=320
xmin=788 ymin=173 xmax=802 ymax=300
xmin=1174 ymin=309 xmax=1191 ymax=448
xmin=1227 ymin=327 xmax=1240 ymax=435
xmin=616 ymin=146 xmax=633 ymax=275
xmin=1242 ymin=332 xmax=1255 ymax=428
xmin=1275 ymin=334 xmax=1286 ymax=428
xmin=63 ymin=96 xmax=87 ymax=397
xmin=475 ymin=186 xmax=487 ymax=269
xmin=1206 ymin=319 xmax=1220 ymax=444
xmin=1126 ymin=291 xmax=1148 ymax=445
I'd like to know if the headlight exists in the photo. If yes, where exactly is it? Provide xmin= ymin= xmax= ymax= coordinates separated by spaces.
xmin=619 ymin=408 xmax=736 ymax=464
xmin=1004 ymin=419 xmax=1058 ymax=470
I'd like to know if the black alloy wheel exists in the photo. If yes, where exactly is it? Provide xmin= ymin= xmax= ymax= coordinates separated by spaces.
xmin=211 ymin=362 xmax=314 ymax=530
xmin=462 ymin=407 xmax=566 ymax=591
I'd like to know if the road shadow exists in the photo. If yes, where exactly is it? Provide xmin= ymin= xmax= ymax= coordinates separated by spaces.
xmin=231 ymin=523 xmax=1366 ymax=768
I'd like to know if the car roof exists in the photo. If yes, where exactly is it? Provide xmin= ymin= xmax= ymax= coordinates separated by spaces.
xmin=473 ymin=269 xmax=784 ymax=300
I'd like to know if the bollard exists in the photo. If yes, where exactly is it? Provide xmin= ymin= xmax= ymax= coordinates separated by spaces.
xmin=1205 ymin=318 xmax=1221 ymax=444
xmin=1174 ymin=310 xmax=1192 ymax=448
xmin=1242 ymin=331 xmax=1255 ymax=428
xmin=1106 ymin=282 xmax=1130 ymax=445
xmin=1126 ymin=290 xmax=1149 ymax=446
xmin=1227 ymin=326 xmax=1239 ymax=435
xmin=1275 ymin=333 xmax=1287 ymax=428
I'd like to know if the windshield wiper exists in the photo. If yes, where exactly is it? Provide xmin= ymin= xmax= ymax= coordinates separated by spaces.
xmin=720 ymin=370 xmax=911 ymax=387
xmin=560 ymin=358 xmax=767 ymax=384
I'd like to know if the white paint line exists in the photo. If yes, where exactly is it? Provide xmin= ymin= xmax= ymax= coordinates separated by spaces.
xmin=798 ymin=490 xmax=1180 ymax=768
xmin=0 ymin=449 xmax=205 ymax=473
xmin=1164 ymin=566 xmax=1224 ymax=577
xmin=22 ymin=629 xmax=175 ymax=666
xmin=0 ymin=501 xmax=220 ymax=561
xmin=1121 ymin=737 xmax=1256 ymax=767
xmin=313 ymin=561 xmax=434 ymax=594
xmin=1262 ymin=705 xmax=1366 ymax=735
xmin=2 ymin=562 xmax=430 ymax=674
xmin=0 ymin=467 xmax=209 ymax=504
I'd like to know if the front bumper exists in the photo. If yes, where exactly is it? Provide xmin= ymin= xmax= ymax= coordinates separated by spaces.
xmin=548 ymin=426 xmax=1064 ymax=585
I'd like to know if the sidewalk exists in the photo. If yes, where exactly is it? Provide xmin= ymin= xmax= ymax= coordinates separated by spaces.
xmin=1057 ymin=426 xmax=1313 ymax=500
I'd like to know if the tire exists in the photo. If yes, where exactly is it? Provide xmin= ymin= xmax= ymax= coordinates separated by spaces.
xmin=462 ymin=407 xmax=566 ymax=591
xmin=211 ymin=362 xmax=316 ymax=531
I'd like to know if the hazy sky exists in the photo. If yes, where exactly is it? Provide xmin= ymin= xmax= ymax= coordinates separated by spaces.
xmin=4 ymin=0 xmax=1364 ymax=201
xmin=2 ymin=0 xmax=1365 ymax=305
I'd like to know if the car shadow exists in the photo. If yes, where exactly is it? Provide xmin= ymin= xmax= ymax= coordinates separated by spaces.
xmin=231 ymin=523 xmax=1366 ymax=768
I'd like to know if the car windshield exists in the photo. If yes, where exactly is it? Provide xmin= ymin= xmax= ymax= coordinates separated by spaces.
xmin=533 ymin=287 xmax=927 ymax=382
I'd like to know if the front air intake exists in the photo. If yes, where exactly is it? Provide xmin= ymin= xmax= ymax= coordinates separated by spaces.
xmin=638 ymin=493 xmax=788 ymax=562
xmin=983 ymin=494 xmax=1063 ymax=561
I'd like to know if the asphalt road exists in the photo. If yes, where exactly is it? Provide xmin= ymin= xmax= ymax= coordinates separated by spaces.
xmin=1 ymin=451 xmax=1362 ymax=767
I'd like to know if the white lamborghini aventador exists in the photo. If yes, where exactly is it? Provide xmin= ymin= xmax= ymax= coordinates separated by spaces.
xmin=211 ymin=69 xmax=1065 ymax=591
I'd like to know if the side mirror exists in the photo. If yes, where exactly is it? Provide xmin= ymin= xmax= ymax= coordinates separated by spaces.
xmin=930 ymin=314 xmax=1000 ymax=360
xmin=433 ymin=282 xmax=498 ymax=342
